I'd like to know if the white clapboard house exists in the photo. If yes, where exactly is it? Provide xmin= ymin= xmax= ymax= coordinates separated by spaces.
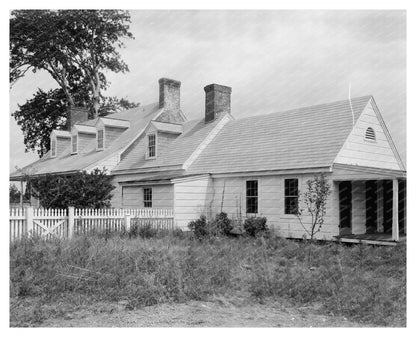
xmin=10 ymin=78 xmax=406 ymax=243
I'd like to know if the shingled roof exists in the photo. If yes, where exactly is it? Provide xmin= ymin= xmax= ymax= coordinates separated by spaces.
xmin=113 ymin=112 xmax=228 ymax=172
xmin=10 ymin=103 xmax=160 ymax=179
xmin=186 ymin=96 xmax=373 ymax=174
xmin=10 ymin=95 xmax=374 ymax=180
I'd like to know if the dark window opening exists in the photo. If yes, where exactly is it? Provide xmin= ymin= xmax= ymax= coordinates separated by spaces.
xmin=246 ymin=180 xmax=258 ymax=214
xmin=144 ymin=187 xmax=152 ymax=208
xmin=285 ymin=179 xmax=298 ymax=215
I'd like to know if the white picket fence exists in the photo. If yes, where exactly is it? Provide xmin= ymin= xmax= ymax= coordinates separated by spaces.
xmin=9 ymin=207 xmax=175 ymax=241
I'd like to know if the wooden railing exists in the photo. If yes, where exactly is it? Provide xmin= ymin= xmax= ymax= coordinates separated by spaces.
xmin=10 ymin=207 xmax=175 ymax=241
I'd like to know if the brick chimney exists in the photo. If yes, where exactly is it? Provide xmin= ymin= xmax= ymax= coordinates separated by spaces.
xmin=204 ymin=84 xmax=232 ymax=123
xmin=159 ymin=78 xmax=181 ymax=111
xmin=67 ymin=106 xmax=89 ymax=129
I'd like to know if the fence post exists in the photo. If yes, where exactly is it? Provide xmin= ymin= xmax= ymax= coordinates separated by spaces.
xmin=125 ymin=214 xmax=131 ymax=232
xmin=68 ymin=207 xmax=75 ymax=239
xmin=26 ymin=206 xmax=33 ymax=237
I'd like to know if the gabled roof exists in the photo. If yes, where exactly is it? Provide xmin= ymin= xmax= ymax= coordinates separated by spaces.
xmin=113 ymin=112 xmax=229 ymax=173
xmin=97 ymin=117 xmax=130 ymax=129
xmin=51 ymin=130 xmax=71 ymax=138
xmin=10 ymin=103 xmax=160 ymax=179
xmin=73 ymin=124 xmax=96 ymax=134
xmin=149 ymin=121 xmax=183 ymax=134
xmin=186 ymin=96 xmax=373 ymax=174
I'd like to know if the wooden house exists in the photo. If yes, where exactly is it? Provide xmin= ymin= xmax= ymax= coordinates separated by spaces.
xmin=10 ymin=78 xmax=406 ymax=244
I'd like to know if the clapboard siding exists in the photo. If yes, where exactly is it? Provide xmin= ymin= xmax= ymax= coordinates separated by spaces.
xmin=120 ymin=185 xmax=173 ymax=208
xmin=78 ymin=133 xmax=95 ymax=153
xmin=174 ymin=177 xmax=213 ymax=229
xmin=157 ymin=132 xmax=179 ymax=156
xmin=105 ymin=126 xmax=125 ymax=148
xmin=111 ymin=173 xmax=175 ymax=208
xmin=56 ymin=136 xmax=70 ymax=155
xmin=334 ymin=102 xmax=400 ymax=170
xmin=205 ymin=174 xmax=339 ymax=240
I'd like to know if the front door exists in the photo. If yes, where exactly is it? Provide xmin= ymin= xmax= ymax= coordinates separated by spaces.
xmin=339 ymin=181 xmax=352 ymax=235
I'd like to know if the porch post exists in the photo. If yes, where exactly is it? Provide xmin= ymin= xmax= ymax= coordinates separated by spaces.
xmin=392 ymin=179 xmax=399 ymax=241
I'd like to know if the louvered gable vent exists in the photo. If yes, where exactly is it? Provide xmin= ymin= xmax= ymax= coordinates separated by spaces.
xmin=365 ymin=127 xmax=376 ymax=141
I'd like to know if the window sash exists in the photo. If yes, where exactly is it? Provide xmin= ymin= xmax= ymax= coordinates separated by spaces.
xmin=72 ymin=135 xmax=78 ymax=153
xmin=284 ymin=179 xmax=298 ymax=214
xmin=51 ymin=139 xmax=56 ymax=157
xmin=97 ymin=130 xmax=104 ymax=149
xmin=148 ymin=134 xmax=156 ymax=158
xmin=143 ymin=187 xmax=152 ymax=208
xmin=246 ymin=180 xmax=258 ymax=213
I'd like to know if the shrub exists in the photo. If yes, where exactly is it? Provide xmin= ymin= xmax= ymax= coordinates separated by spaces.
xmin=188 ymin=215 xmax=209 ymax=240
xmin=243 ymin=217 xmax=269 ymax=237
xmin=212 ymin=212 xmax=233 ymax=236
xmin=28 ymin=168 xmax=115 ymax=209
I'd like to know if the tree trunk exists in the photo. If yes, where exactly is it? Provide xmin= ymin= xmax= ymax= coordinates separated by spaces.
xmin=91 ymin=70 xmax=100 ymax=118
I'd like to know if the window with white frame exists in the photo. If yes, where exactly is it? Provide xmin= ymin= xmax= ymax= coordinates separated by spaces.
xmin=148 ymin=134 xmax=156 ymax=158
xmin=72 ymin=134 xmax=78 ymax=154
xmin=97 ymin=129 xmax=104 ymax=150
xmin=284 ymin=179 xmax=298 ymax=215
xmin=246 ymin=180 xmax=258 ymax=214
xmin=143 ymin=187 xmax=152 ymax=208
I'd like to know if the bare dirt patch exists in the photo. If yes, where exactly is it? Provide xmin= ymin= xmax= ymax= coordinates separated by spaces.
xmin=39 ymin=299 xmax=370 ymax=327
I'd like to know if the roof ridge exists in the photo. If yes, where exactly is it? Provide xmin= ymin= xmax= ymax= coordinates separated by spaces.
xmin=231 ymin=95 xmax=373 ymax=122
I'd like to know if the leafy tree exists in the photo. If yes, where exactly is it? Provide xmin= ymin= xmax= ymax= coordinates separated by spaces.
xmin=9 ymin=184 xmax=21 ymax=203
xmin=28 ymin=169 xmax=115 ymax=209
xmin=13 ymin=88 xmax=69 ymax=157
xmin=10 ymin=10 xmax=133 ymax=116
xmin=9 ymin=183 xmax=31 ymax=204
xmin=296 ymin=174 xmax=332 ymax=241
xmin=10 ymin=10 xmax=139 ymax=156
xmin=12 ymin=89 xmax=139 ymax=157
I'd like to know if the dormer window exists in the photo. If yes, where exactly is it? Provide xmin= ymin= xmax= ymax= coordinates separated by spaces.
xmin=365 ymin=127 xmax=376 ymax=141
xmin=72 ymin=134 xmax=78 ymax=154
xmin=97 ymin=129 xmax=104 ymax=150
xmin=147 ymin=134 xmax=156 ymax=158
xmin=50 ymin=138 xmax=56 ymax=158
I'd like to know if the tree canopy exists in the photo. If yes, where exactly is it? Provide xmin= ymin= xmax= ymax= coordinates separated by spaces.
xmin=29 ymin=169 xmax=115 ymax=209
xmin=10 ymin=10 xmax=139 ymax=157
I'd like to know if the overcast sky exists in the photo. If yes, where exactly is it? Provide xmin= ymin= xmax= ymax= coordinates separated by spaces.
xmin=9 ymin=10 xmax=406 ymax=173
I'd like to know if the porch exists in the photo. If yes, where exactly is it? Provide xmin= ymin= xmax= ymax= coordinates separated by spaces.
xmin=332 ymin=164 xmax=406 ymax=245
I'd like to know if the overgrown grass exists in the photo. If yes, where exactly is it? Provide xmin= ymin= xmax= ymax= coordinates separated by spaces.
xmin=10 ymin=232 xmax=406 ymax=327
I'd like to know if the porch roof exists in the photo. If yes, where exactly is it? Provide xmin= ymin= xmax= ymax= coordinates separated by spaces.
xmin=331 ymin=164 xmax=406 ymax=181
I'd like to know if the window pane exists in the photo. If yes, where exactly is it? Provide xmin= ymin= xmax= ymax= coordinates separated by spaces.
xmin=98 ymin=130 xmax=104 ymax=149
xmin=285 ymin=179 xmax=298 ymax=196
xmin=246 ymin=180 xmax=258 ymax=197
xmin=72 ymin=135 xmax=77 ymax=153
xmin=246 ymin=180 xmax=258 ymax=213
xmin=247 ymin=197 xmax=258 ymax=213
xmin=143 ymin=187 xmax=152 ymax=208
xmin=285 ymin=196 xmax=298 ymax=215
xmin=148 ymin=134 xmax=156 ymax=157
xmin=51 ymin=139 xmax=56 ymax=156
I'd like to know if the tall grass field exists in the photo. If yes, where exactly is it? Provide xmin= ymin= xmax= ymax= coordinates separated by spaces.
xmin=10 ymin=232 xmax=406 ymax=327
